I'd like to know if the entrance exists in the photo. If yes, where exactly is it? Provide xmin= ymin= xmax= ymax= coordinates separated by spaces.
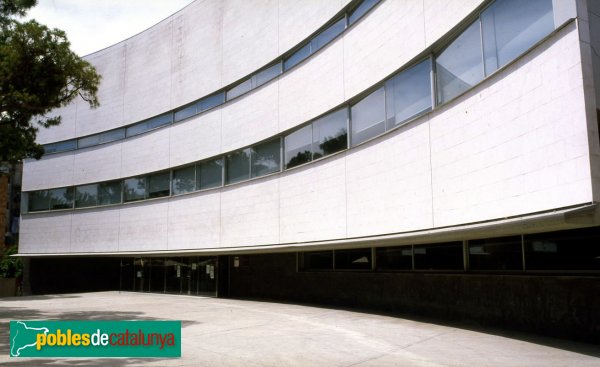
xmin=120 ymin=256 xmax=217 ymax=296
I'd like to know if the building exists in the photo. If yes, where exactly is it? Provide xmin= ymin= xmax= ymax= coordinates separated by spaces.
xmin=18 ymin=0 xmax=600 ymax=341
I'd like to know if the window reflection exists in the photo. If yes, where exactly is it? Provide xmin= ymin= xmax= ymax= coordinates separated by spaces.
xmin=385 ymin=59 xmax=432 ymax=129
xmin=98 ymin=180 xmax=122 ymax=205
xmin=251 ymin=139 xmax=281 ymax=178
xmin=199 ymin=158 xmax=223 ymax=189
xmin=226 ymin=149 xmax=251 ymax=184
xmin=313 ymin=108 xmax=348 ymax=158
xmin=75 ymin=184 xmax=98 ymax=208
xmin=123 ymin=177 xmax=146 ymax=202
xmin=350 ymin=87 xmax=385 ymax=146
xmin=285 ymin=125 xmax=312 ymax=169
xmin=172 ymin=166 xmax=196 ymax=195
xmin=147 ymin=171 xmax=170 ymax=198
xmin=49 ymin=187 xmax=73 ymax=209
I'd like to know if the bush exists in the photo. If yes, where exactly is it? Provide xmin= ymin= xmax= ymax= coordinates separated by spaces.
xmin=0 ymin=245 xmax=22 ymax=278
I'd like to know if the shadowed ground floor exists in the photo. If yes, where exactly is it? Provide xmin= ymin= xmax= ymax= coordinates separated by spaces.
xmin=0 ymin=292 xmax=599 ymax=366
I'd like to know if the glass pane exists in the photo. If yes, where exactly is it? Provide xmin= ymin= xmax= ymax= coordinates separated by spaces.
xmin=285 ymin=125 xmax=312 ymax=169
xmin=226 ymin=78 xmax=252 ymax=100
xmin=28 ymin=190 xmax=49 ymax=212
xmin=198 ymin=92 xmax=225 ymax=112
xmin=126 ymin=122 xmax=148 ymax=137
xmin=172 ymin=165 xmax=196 ymax=195
xmin=44 ymin=140 xmax=77 ymax=154
xmin=414 ymin=242 xmax=464 ymax=270
xmin=252 ymin=62 xmax=282 ymax=88
xmin=251 ymin=139 xmax=281 ymax=178
xmin=436 ymin=21 xmax=484 ymax=103
xmin=482 ymin=0 xmax=553 ymax=75
xmin=284 ymin=43 xmax=311 ymax=71
xmin=199 ymin=158 xmax=223 ymax=189
xmin=226 ymin=148 xmax=251 ymax=184
xmin=49 ymin=187 xmax=73 ymax=209
xmin=301 ymin=251 xmax=333 ymax=271
xmin=147 ymin=113 xmax=173 ymax=129
xmin=98 ymin=180 xmax=122 ymax=205
xmin=174 ymin=104 xmax=197 ymax=122
xmin=524 ymin=228 xmax=600 ymax=270
xmin=100 ymin=128 xmax=125 ymax=143
xmin=335 ymin=248 xmax=372 ymax=270
xmin=78 ymin=134 xmax=101 ymax=149
xmin=348 ymin=0 xmax=380 ymax=25
xmin=148 ymin=171 xmax=170 ymax=198
xmin=385 ymin=59 xmax=432 ymax=129
xmin=123 ymin=177 xmax=146 ymax=202
xmin=149 ymin=258 xmax=167 ymax=293
xmin=376 ymin=247 xmax=413 ymax=270
xmin=310 ymin=17 xmax=345 ymax=52
xmin=75 ymin=184 xmax=98 ymax=208
xmin=350 ymin=87 xmax=385 ymax=146
xmin=313 ymin=108 xmax=348 ymax=158
xmin=468 ymin=236 xmax=523 ymax=270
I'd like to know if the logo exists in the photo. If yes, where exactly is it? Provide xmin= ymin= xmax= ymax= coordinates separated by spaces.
xmin=10 ymin=320 xmax=181 ymax=358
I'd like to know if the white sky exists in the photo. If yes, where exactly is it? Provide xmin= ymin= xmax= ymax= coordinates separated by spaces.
xmin=23 ymin=0 xmax=194 ymax=56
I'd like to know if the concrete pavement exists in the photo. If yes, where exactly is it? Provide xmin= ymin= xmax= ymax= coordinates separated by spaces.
xmin=1 ymin=292 xmax=599 ymax=366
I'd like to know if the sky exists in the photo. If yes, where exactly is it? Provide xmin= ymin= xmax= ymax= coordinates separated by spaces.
xmin=23 ymin=0 xmax=194 ymax=56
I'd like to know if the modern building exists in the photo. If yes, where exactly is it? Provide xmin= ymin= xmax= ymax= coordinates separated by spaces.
xmin=18 ymin=0 xmax=600 ymax=341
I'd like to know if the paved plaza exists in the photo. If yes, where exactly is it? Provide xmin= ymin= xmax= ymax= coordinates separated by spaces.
xmin=1 ymin=292 xmax=599 ymax=366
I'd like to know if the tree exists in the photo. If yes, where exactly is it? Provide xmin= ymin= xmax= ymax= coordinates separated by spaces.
xmin=0 ymin=0 xmax=101 ymax=163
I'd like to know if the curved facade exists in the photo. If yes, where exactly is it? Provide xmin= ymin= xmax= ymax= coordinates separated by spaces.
xmin=18 ymin=0 xmax=600 ymax=341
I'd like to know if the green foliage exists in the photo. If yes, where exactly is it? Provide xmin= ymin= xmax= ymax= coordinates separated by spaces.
xmin=0 ymin=245 xmax=22 ymax=278
xmin=0 ymin=0 xmax=101 ymax=163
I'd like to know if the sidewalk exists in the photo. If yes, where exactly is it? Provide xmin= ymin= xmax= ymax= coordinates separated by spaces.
xmin=1 ymin=292 xmax=598 ymax=366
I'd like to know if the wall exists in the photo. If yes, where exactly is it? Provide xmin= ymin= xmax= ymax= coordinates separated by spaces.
xmin=227 ymin=252 xmax=600 ymax=343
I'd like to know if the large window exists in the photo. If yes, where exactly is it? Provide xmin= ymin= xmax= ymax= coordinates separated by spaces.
xmin=385 ymin=59 xmax=432 ymax=129
xmin=436 ymin=21 xmax=484 ymax=103
xmin=147 ymin=171 xmax=170 ymax=198
xmin=75 ymin=184 xmax=98 ymax=208
xmin=482 ymin=0 xmax=554 ymax=75
xmin=335 ymin=248 xmax=372 ymax=270
xmin=98 ymin=180 xmax=122 ymax=205
xmin=251 ymin=139 xmax=281 ymax=178
xmin=226 ymin=149 xmax=251 ymax=184
xmin=524 ymin=228 xmax=600 ymax=271
xmin=28 ymin=190 xmax=49 ymax=212
xmin=198 ymin=158 xmax=223 ymax=189
xmin=285 ymin=125 xmax=312 ymax=169
xmin=313 ymin=108 xmax=348 ymax=158
xmin=350 ymin=87 xmax=385 ymax=146
xmin=172 ymin=165 xmax=196 ymax=195
xmin=300 ymin=251 xmax=333 ymax=271
xmin=376 ymin=246 xmax=413 ymax=270
xmin=123 ymin=177 xmax=146 ymax=202
xmin=468 ymin=236 xmax=523 ymax=271
xmin=49 ymin=187 xmax=73 ymax=210
xmin=414 ymin=242 xmax=464 ymax=270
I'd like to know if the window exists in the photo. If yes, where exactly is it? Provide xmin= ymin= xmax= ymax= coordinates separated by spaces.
xmin=335 ymin=248 xmax=372 ymax=270
xmin=75 ymin=184 xmax=98 ymax=208
xmin=172 ymin=165 xmax=196 ymax=195
xmin=226 ymin=78 xmax=252 ymax=100
xmin=174 ymin=104 xmax=197 ymax=122
xmin=350 ymin=87 xmax=385 ymax=146
xmin=284 ymin=43 xmax=310 ymax=71
xmin=251 ymin=139 xmax=280 ymax=178
xmin=348 ymin=0 xmax=380 ymax=25
xmin=385 ymin=59 xmax=432 ymax=129
xmin=284 ymin=125 xmax=312 ymax=169
xmin=123 ymin=177 xmax=146 ymax=202
xmin=436 ymin=21 xmax=484 ymax=103
xmin=468 ymin=236 xmax=523 ymax=271
xmin=313 ymin=108 xmax=348 ymax=158
xmin=147 ymin=171 xmax=170 ymax=198
xmin=252 ymin=63 xmax=282 ymax=88
xmin=28 ymin=190 xmax=49 ymax=212
xmin=198 ymin=158 xmax=223 ymax=189
xmin=310 ymin=18 xmax=345 ymax=52
xmin=101 ymin=128 xmax=125 ymax=143
xmin=49 ymin=187 xmax=73 ymax=209
xmin=198 ymin=92 xmax=225 ymax=112
xmin=414 ymin=242 xmax=464 ymax=270
xmin=98 ymin=180 xmax=122 ymax=205
xmin=126 ymin=113 xmax=172 ymax=137
xmin=300 ymin=251 xmax=333 ymax=271
xmin=43 ymin=140 xmax=76 ymax=154
xmin=376 ymin=246 xmax=413 ymax=270
xmin=524 ymin=228 xmax=600 ymax=271
xmin=482 ymin=0 xmax=553 ymax=75
xmin=78 ymin=134 xmax=101 ymax=149
xmin=226 ymin=148 xmax=251 ymax=184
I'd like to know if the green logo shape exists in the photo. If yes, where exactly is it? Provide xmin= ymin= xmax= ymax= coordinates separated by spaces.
xmin=10 ymin=320 xmax=181 ymax=358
